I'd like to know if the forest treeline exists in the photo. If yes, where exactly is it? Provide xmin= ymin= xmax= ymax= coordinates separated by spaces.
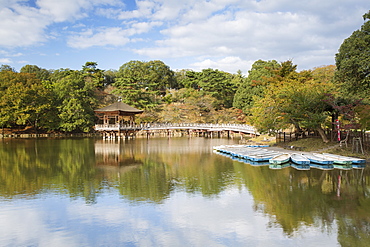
xmin=1 ymin=11 xmax=370 ymax=142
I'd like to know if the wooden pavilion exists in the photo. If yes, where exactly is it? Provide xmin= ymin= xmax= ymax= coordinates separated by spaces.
xmin=94 ymin=102 xmax=144 ymax=138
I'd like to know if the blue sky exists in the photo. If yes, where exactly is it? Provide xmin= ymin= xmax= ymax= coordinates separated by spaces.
xmin=0 ymin=0 xmax=368 ymax=74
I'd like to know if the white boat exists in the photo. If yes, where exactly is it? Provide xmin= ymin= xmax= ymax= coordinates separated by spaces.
xmin=269 ymin=153 xmax=291 ymax=164
xmin=248 ymin=152 xmax=281 ymax=162
xmin=322 ymin=153 xmax=365 ymax=164
xmin=291 ymin=153 xmax=310 ymax=165
xmin=317 ymin=153 xmax=352 ymax=165
xmin=302 ymin=153 xmax=333 ymax=165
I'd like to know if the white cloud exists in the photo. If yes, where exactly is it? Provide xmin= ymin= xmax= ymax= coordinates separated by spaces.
xmin=0 ymin=4 xmax=49 ymax=47
xmin=191 ymin=56 xmax=252 ymax=74
xmin=67 ymin=20 xmax=162 ymax=49
xmin=117 ymin=0 xmax=157 ymax=20
xmin=0 ymin=0 xmax=124 ymax=48
xmin=0 ymin=0 xmax=369 ymax=72
xmin=67 ymin=27 xmax=130 ymax=48
xmin=0 ymin=50 xmax=23 ymax=57
xmin=0 ymin=58 xmax=13 ymax=63
xmin=37 ymin=0 xmax=123 ymax=22
xmin=37 ymin=0 xmax=88 ymax=22
xmin=130 ymin=0 xmax=368 ymax=72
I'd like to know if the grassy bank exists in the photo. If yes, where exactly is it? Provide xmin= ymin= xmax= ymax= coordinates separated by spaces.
xmin=277 ymin=137 xmax=369 ymax=160
xmin=247 ymin=134 xmax=369 ymax=160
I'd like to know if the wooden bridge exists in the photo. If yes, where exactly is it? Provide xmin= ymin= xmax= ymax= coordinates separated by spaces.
xmin=94 ymin=123 xmax=259 ymax=139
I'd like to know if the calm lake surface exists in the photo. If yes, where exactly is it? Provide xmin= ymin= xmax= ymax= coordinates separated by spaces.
xmin=0 ymin=137 xmax=369 ymax=247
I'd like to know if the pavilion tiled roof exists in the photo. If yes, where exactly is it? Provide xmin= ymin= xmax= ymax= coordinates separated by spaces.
xmin=95 ymin=102 xmax=144 ymax=113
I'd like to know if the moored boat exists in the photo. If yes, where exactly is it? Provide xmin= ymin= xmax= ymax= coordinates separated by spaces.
xmin=302 ymin=153 xmax=334 ymax=165
xmin=291 ymin=153 xmax=310 ymax=165
xmin=247 ymin=152 xmax=281 ymax=162
xmin=269 ymin=153 xmax=291 ymax=164
xmin=318 ymin=153 xmax=352 ymax=165
xmin=322 ymin=153 xmax=366 ymax=164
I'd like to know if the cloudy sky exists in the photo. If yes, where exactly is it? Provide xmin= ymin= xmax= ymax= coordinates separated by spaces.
xmin=0 ymin=0 xmax=368 ymax=74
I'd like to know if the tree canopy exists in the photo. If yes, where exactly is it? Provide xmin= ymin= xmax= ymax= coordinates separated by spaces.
xmin=233 ymin=60 xmax=280 ymax=113
xmin=113 ymin=60 xmax=175 ymax=110
xmin=335 ymin=11 xmax=370 ymax=101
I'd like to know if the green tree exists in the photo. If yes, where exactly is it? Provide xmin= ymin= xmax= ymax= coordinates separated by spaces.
xmin=335 ymin=11 xmax=370 ymax=100
xmin=0 ymin=71 xmax=53 ymax=130
xmin=174 ymin=69 xmax=194 ymax=88
xmin=0 ymin=71 xmax=17 ymax=128
xmin=103 ymin=69 xmax=117 ymax=86
xmin=113 ymin=60 xmax=175 ymax=109
xmin=81 ymin=61 xmax=105 ymax=88
xmin=20 ymin=64 xmax=51 ymax=82
xmin=0 ymin=64 xmax=15 ymax=72
xmin=250 ymin=71 xmax=336 ymax=142
xmin=174 ymin=69 xmax=239 ymax=108
xmin=197 ymin=68 xmax=237 ymax=108
xmin=51 ymin=69 xmax=97 ymax=132
xmin=233 ymin=60 xmax=281 ymax=113
xmin=159 ymin=88 xmax=218 ymax=123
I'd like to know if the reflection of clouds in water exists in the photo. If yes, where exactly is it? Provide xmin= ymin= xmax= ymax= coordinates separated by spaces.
xmin=0 ymin=188 xmax=338 ymax=247
xmin=0 ymin=199 xmax=79 ymax=247
xmin=163 ymin=188 xmax=266 ymax=246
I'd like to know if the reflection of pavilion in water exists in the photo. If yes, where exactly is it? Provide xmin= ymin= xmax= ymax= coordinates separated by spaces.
xmin=94 ymin=139 xmax=143 ymax=169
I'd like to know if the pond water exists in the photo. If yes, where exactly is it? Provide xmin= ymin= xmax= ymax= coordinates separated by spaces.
xmin=0 ymin=137 xmax=369 ymax=247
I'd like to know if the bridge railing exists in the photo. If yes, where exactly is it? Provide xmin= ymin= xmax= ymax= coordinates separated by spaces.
xmin=95 ymin=122 xmax=258 ymax=134
xmin=95 ymin=124 xmax=142 ymax=131
xmin=142 ymin=123 xmax=258 ymax=134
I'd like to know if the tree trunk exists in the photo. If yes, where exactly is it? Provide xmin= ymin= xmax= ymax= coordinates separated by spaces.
xmin=316 ymin=127 xmax=329 ymax=143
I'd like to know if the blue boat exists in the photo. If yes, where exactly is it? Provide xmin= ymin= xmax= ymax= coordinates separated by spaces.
xmin=269 ymin=153 xmax=291 ymax=164
xmin=291 ymin=153 xmax=310 ymax=165
xmin=318 ymin=153 xmax=352 ymax=165
xmin=247 ymin=152 xmax=281 ymax=162
xmin=322 ymin=153 xmax=366 ymax=164
xmin=302 ymin=153 xmax=333 ymax=165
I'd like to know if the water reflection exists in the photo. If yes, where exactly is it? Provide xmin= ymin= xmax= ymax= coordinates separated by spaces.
xmin=0 ymin=137 xmax=369 ymax=246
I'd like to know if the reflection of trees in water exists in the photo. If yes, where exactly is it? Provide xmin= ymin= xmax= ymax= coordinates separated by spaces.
xmin=1 ymin=137 xmax=370 ymax=243
xmin=337 ymin=216 xmax=370 ymax=247
xmin=0 ymin=138 xmax=99 ymax=204
xmin=234 ymin=162 xmax=370 ymax=244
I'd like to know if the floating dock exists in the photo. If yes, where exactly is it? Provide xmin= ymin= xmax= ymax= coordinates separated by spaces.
xmin=213 ymin=145 xmax=367 ymax=170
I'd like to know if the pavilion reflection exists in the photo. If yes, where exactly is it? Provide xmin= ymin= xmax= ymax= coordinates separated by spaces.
xmin=94 ymin=139 xmax=143 ymax=169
